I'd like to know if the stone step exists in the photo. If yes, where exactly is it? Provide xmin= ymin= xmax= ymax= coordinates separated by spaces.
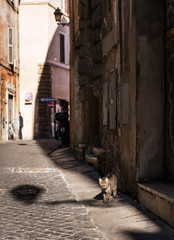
xmin=38 ymin=89 xmax=51 ymax=94
xmin=38 ymin=77 xmax=51 ymax=83
xmin=38 ymin=84 xmax=51 ymax=89
xmin=92 ymin=146 xmax=105 ymax=156
xmin=79 ymin=143 xmax=88 ymax=150
xmin=75 ymin=147 xmax=84 ymax=162
xmin=85 ymin=153 xmax=98 ymax=169
xmin=75 ymin=144 xmax=88 ymax=162
xmin=138 ymin=182 xmax=174 ymax=228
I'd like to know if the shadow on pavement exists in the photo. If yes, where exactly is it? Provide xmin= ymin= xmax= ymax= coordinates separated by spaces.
xmin=31 ymin=193 xmax=125 ymax=209
xmin=36 ymin=138 xmax=65 ymax=155
xmin=123 ymin=231 xmax=168 ymax=240
xmin=17 ymin=143 xmax=28 ymax=146
xmin=11 ymin=184 xmax=45 ymax=204
xmin=42 ymin=198 xmax=106 ymax=207
xmin=35 ymin=139 xmax=174 ymax=239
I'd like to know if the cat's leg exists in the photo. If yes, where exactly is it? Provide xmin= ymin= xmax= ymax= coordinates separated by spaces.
xmin=113 ymin=187 xmax=117 ymax=198
xmin=102 ymin=193 xmax=106 ymax=202
xmin=103 ymin=194 xmax=109 ymax=203
xmin=103 ymin=192 xmax=111 ymax=203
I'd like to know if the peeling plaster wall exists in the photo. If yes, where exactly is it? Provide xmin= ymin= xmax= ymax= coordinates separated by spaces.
xmin=101 ymin=0 xmax=137 ymax=194
xmin=0 ymin=0 xmax=19 ymax=140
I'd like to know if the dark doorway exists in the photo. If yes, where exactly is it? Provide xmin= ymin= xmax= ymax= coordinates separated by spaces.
xmin=8 ymin=94 xmax=14 ymax=140
xmin=87 ymin=88 xmax=100 ymax=147
xmin=8 ymin=94 xmax=13 ymax=123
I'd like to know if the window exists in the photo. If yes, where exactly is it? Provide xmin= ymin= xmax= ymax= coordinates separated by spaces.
xmin=60 ymin=33 xmax=65 ymax=63
xmin=62 ymin=0 xmax=69 ymax=14
xmin=8 ymin=27 xmax=13 ymax=64
xmin=62 ymin=0 xmax=65 ymax=12
xmin=65 ymin=0 xmax=69 ymax=14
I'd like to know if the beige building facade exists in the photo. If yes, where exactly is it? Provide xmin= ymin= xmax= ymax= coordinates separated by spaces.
xmin=0 ymin=0 xmax=20 ymax=140
xmin=19 ymin=0 xmax=70 ymax=139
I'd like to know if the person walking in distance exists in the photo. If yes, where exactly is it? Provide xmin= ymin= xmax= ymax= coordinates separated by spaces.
xmin=19 ymin=112 xmax=23 ymax=139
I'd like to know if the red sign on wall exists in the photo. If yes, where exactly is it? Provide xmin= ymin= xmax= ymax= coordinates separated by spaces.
xmin=25 ymin=92 xmax=33 ymax=104
xmin=48 ymin=102 xmax=54 ymax=108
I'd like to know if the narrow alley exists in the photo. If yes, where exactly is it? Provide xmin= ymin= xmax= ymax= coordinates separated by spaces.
xmin=1 ymin=1 xmax=174 ymax=239
xmin=0 ymin=139 xmax=174 ymax=240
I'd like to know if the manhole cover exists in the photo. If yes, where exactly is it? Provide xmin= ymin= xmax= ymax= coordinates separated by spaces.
xmin=11 ymin=185 xmax=45 ymax=204
xmin=14 ymin=187 xmax=39 ymax=196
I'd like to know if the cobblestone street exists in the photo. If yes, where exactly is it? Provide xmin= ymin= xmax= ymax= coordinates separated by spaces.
xmin=0 ymin=139 xmax=174 ymax=240
xmin=0 ymin=140 xmax=105 ymax=240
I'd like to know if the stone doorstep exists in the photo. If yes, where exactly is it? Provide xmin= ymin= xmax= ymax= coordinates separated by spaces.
xmin=75 ymin=144 xmax=88 ymax=162
xmin=78 ymin=143 xmax=88 ymax=150
xmin=75 ymin=147 xmax=84 ymax=162
xmin=92 ymin=146 xmax=105 ymax=156
xmin=138 ymin=182 xmax=174 ymax=228
xmin=85 ymin=153 xmax=98 ymax=169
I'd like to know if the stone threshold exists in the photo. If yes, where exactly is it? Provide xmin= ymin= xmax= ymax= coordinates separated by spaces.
xmin=138 ymin=182 xmax=174 ymax=203
xmin=138 ymin=181 xmax=174 ymax=228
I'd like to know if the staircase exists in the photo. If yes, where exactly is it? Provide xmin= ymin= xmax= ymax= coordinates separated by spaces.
xmin=75 ymin=144 xmax=105 ymax=170
xmin=37 ymin=63 xmax=52 ymax=138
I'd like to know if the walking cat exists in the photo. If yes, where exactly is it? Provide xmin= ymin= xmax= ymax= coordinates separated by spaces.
xmin=99 ymin=173 xmax=117 ymax=203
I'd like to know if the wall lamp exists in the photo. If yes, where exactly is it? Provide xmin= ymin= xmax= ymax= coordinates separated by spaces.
xmin=54 ymin=8 xmax=70 ymax=27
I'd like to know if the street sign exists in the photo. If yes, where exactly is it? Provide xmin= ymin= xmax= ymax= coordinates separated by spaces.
xmin=40 ymin=98 xmax=56 ymax=102
xmin=48 ymin=102 xmax=54 ymax=108
xmin=25 ymin=92 xmax=33 ymax=103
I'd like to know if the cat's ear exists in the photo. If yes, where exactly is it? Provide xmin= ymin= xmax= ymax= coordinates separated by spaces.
xmin=105 ymin=178 xmax=109 ymax=183
xmin=99 ymin=178 xmax=102 ymax=185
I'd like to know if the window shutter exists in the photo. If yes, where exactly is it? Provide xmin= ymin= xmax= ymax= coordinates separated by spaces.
xmin=8 ymin=27 xmax=13 ymax=64
xmin=62 ymin=0 xmax=65 ymax=12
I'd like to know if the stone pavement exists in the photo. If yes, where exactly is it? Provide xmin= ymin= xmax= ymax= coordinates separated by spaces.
xmin=0 ymin=139 xmax=174 ymax=240
xmin=0 ymin=140 xmax=105 ymax=240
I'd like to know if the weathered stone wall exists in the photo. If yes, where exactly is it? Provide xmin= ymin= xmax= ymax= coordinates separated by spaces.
xmin=100 ymin=0 xmax=137 ymax=194
xmin=70 ymin=0 xmax=102 ymax=149
xmin=70 ymin=0 xmax=165 ymax=197
xmin=71 ymin=0 xmax=138 ymax=195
